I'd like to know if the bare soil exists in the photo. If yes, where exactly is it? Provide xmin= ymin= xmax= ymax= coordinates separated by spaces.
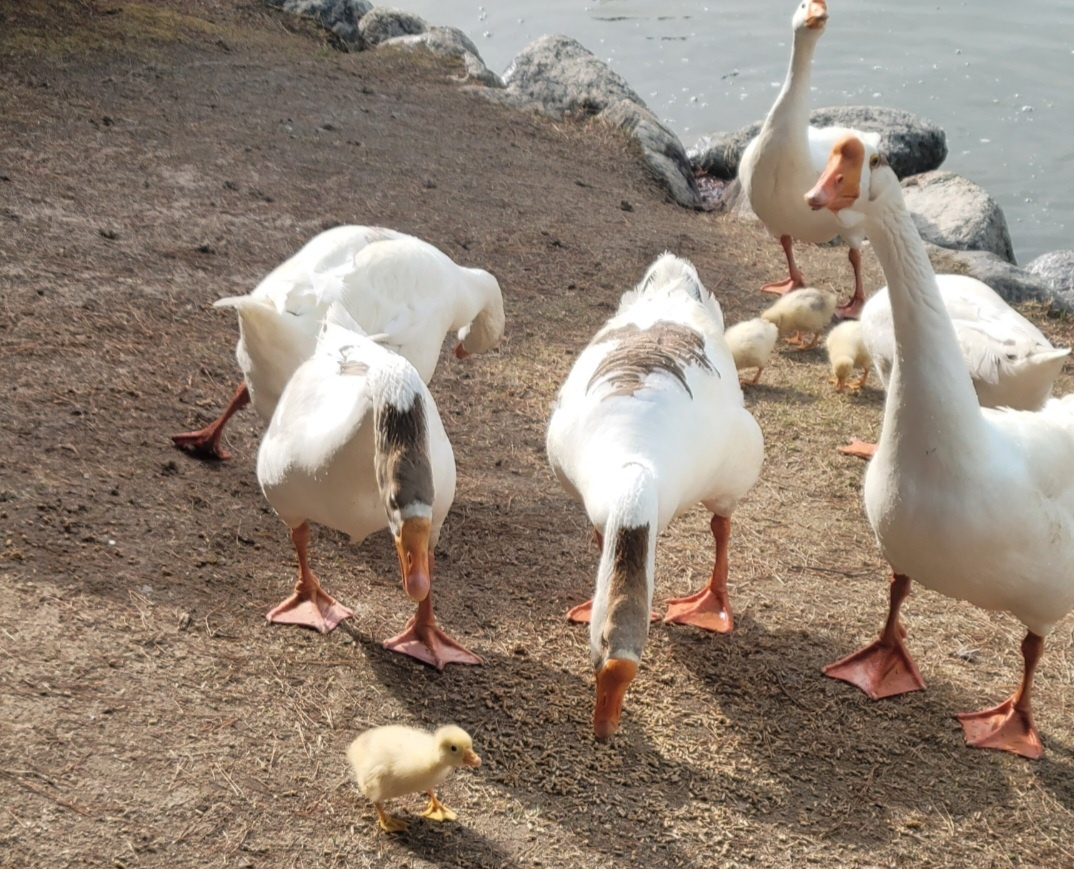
xmin=4 ymin=2 xmax=1074 ymax=867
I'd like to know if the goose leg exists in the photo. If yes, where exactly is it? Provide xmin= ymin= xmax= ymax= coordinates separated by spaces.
xmin=957 ymin=631 xmax=1044 ymax=759
xmin=824 ymin=573 xmax=925 ymax=698
xmin=267 ymin=522 xmax=354 ymax=633
xmin=761 ymin=235 xmax=807 ymax=295
xmin=383 ymin=569 xmax=483 ymax=668
xmin=171 ymin=381 xmax=250 ymax=460
xmin=421 ymin=790 xmax=458 ymax=822
xmin=663 ymin=514 xmax=733 ymax=632
xmin=835 ymin=247 xmax=866 ymax=320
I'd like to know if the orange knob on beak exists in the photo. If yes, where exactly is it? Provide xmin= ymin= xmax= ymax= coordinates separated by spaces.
xmin=805 ymin=0 xmax=828 ymax=29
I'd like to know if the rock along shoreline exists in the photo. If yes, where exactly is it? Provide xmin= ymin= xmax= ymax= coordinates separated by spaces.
xmin=269 ymin=0 xmax=1074 ymax=311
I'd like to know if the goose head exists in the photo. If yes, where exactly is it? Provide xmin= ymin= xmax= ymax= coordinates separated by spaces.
xmin=454 ymin=270 xmax=505 ymax=359
xmin=590 ymin=522 xmax=654 ymax=740
xmin=375 ymin=395 xmax=436 ymax=603
xmin=805 ymin=134 xmax=896 ymax=219
xmin=793 ymin=0 xmax=828 ymax=34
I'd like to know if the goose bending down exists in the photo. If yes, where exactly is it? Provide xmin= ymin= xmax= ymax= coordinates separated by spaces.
xmin=805 ymin=135 xmax=1074 ymax=757
xmin=255 ymin=304 xmax=481 ymax=668
xmin=825 ymin=320 xmax=870 ymax=391
xmin=839 ymin=276 xmax=1070 ymax=457
xmin=738 ymin=0 xmax=879 ymax=319
xmin=546 ymin=253 xmax=764 ymax=738
xmin=172 ymin=225 xmax=504 ymax=460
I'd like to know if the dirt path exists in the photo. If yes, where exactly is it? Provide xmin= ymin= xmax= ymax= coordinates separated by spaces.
xmin=3 ymin=2 xmax=1074 ymax=867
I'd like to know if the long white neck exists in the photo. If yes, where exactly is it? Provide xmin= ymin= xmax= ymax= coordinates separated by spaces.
xmin=590 ymin=464 xmax=658 ymax=668
xmin=863 ymin=188 xmax=986 ymax=457
xmin=764 ymin=29 xmax=819 ymax=134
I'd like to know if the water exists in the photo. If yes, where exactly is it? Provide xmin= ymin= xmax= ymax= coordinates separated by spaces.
xmin=398 ymin=0 xmax=1074 ymax=264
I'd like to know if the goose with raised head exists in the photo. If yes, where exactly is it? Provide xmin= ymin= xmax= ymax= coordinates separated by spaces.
xmin=255 ymin=304 xmax=481 ymax=668
xmin=805 ymin=135 xmax=1074 ymax=758
xmin=546 ymin=253 xmax=764 ymax=738
xmin=172 ymin=225 xmax=504 ymax=459
xmin=738 ymin=0 xmax=878 ymax=318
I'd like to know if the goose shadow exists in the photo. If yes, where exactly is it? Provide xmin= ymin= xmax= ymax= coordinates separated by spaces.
xmin=654 ymin=608 xmax=1051 ymax=849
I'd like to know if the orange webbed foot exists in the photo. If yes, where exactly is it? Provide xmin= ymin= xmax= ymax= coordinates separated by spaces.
xmin=823 ymin=634 xmax=925 ymax=699
xmin=957 ymin=697 xmax=1043 ymax=759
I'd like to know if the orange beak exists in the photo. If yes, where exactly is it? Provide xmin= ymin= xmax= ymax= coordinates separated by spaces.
xmin=805 ymin=0 xmax=828 ymax=28
xmin=463 ymin=749 xmax=482 ymax=768
xmin=805 ymin=135 xmax=865 ymax=214
xmin=453 ymin=342 xmax=471 ymax=360
xmin=593 ymin=658 xmax=639 ymax=740
xmin=394 ymin=517 xmax=431 ymax=602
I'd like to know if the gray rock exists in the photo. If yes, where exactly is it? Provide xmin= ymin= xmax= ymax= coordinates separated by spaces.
xmin=902 ymin=171 xmax=1016 ymax=264
xmin=268 ymin=0 xmax=373 ymax=46
xmin=716 ymin=178 xmax=758 ymax=221
xmin=380 ymin=25 xmax=500 ymax=85
xmin=926 ymin=245 xmax=1053 ymax=306
xmin=382 ymin=25 xmax=480 ymax=59
xmin=358 ymin=7 xmax=428 ymax=47
xmin=687 ymin=132 xmax=737 ymax=181
xmin=699 ymin=105 xmax=947 ymax=181
xmin=1026 ymin=250 xmax=1074 ymax=311
xmin=381 ymin=26 xmax=502 ymax=86
xmin=497 ymin=34 xmax=646 ymax=119
xmin=599 ymin=100 xmax=701 ymax=208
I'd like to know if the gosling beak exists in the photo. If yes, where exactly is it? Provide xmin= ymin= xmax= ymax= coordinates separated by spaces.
xmin=593 ymin=658 xmax=639 ymax=740
xmin=805 ymin=0 xmax=828 ymax=29
xmin=805 ymin=135 xmax=864 ymax=213
xmin=453 ymin=342 xmax=471 ymax=360
xmin=463 ymin=749 xmax=482 ymax=768
xmin=394 ymin=516 xmax=431 ymax=603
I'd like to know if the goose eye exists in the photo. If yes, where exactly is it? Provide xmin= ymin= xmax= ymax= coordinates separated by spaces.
xmin=451 ymin=745 xmax=458 ymax=752
xmin=869 ymin=154 xmax=881 ymax=169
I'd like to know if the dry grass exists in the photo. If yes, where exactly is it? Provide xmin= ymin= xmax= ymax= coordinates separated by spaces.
xmin=2 ymin=2 xmax=1074 ymax=868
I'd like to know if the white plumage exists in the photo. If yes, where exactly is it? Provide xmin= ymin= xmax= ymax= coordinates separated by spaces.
xmin=173 ymin=225 xmax=504 ymax=459
xmin=738 ymin=0 xmax=879 ymax=317
xmin=255 ymin=305 xmax=480 ymax=667
xmin=808 ymin=135 xmax=1074 ymax=758
xmin=546 ymin=253 xmax=763 ymax=739
xmin=861 ymin=274 xmax=1068 ymax=410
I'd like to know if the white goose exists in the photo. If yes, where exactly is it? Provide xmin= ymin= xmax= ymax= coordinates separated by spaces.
xmin=255 ymin=304 xmax=481 ymax=668
xmin=172 ymin=225 xmax=504 ymax=459
xmin=546 ymin=253 xmax=764 ymax=738
xmin=806 ymin=135 xmax=1074 ymax=758
xmin=839 ymin=275 xmax=1070 ymax=457
xmin=738 ymin=0 xmax=879 ymax=318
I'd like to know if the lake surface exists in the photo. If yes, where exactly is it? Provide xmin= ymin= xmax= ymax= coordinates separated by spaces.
xmin=399 ymin=0 xmax=1074 ymax=264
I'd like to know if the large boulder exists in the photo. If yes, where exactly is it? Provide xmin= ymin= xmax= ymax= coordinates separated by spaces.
xmin=357 ymin=7 xmax=428 ymax=47
xmin=693 ymin=105 xmax=947 ymax=181
xmin=926 ymin=246 xmax=1053 ymax=306
xmin=901 ymin=171 xmax=1016 ymax=264
xmin=489 ymin=34 xmax=645 ymax=118
xmin=478 ymin=36 xmax=700 ymax=206
xmin=599 ymin=100 xmax=701 ymax=208
xmin=381 ymin=26 xmax=503 ymax=87
xmin=1026 ymin=250 xmax=1074 ymax=311
xmin=268 ymin=0 xmax=373 ymax=46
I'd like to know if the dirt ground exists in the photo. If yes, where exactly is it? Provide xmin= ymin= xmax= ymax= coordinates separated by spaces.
xmin=4 ymin=2 xmax=1074 ymax=867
